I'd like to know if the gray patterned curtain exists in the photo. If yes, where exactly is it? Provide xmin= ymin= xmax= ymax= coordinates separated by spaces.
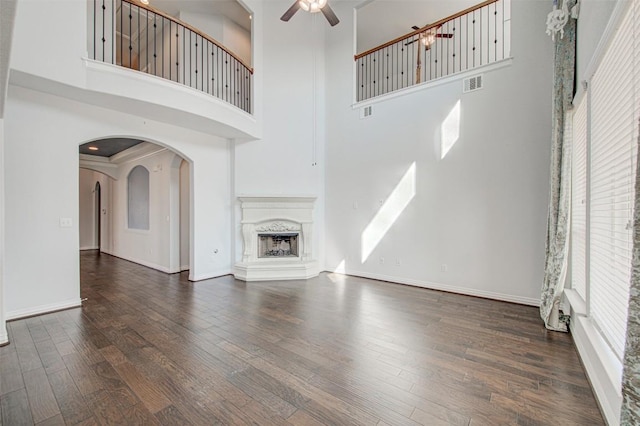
xmin=540 ymin=0 xmax=576 ymax=332
xmin=621 ymin=118 xmax=640 ymax=424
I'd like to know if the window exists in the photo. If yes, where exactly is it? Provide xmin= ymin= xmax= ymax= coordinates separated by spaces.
xmin=569 ymin=0 xmax=638 ymax=360
xmin=128 ymin=165 xmax=150 ymax=230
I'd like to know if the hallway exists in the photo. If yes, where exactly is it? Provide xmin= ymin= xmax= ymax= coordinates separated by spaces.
xmin=0 ymin=251 xmax=603 ymax=425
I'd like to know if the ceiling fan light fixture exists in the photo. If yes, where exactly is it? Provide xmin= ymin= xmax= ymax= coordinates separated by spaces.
xmin=419 ymin=30 xmax=437 ymax=47
xmin=281 ymin=0 xmax=339 ymax=26
xmin=299 ymin=0 xmax=326 ymax=13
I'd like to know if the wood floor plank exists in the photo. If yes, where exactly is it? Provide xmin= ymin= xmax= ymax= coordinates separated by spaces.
xmin=47 ymin=368 xmax=94 ymax=425
xmin=11 ymin=322 xmax=44 ymax=373
xmin=22 ymin=367 xmax=61 ymax=423
xmin=33 ymin=338 xmax=66 ymax=375
xmin=61 ymin=352 xmax=105 ymax=396
xmin=83 ymin=390 xmax=125 ymax=425
xmin=121 ymin=403 xmax=161 ymax=426
xmin=35 ymin=413 xmax=65 ymax=426
xmin=153 ymin=405 xmax=193 ymax=425
xmin=0 ymin=251 xmax=605 ymax=425
xmin=106 ymin=361 xmax=171 ymax=413
xmin=1 ymin=388 xmax=34 ymax=426
xmin=287 ymin=409 xmax=326 ymax=426
xmin=0 ymin=350 xmax=25 ymax=396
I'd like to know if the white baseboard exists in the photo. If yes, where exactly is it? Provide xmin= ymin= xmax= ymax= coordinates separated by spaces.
xmin=571 ymin=315 xmax=622 ymax=426
xmin=6 ymin=298 xmax=83 ymax=321
xmin=326 ymin=269 xmax=541 ymax=306
xmin=80 ymin=246 xmax=99 ymax=251
xmin=0 ymin=325 xmax=8 ymax=346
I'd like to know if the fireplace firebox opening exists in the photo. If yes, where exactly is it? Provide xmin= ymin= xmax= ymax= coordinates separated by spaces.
xmin=258 ymin=233 xmax=299 ymax=258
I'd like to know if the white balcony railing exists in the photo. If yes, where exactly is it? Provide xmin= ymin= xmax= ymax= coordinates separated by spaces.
xmin=89 ymin=0 xmax=253 ymax=113
xmin=355 ymin=0 xmax=510 ymax=102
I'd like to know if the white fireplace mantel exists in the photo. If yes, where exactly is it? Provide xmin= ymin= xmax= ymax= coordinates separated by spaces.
xmin=234 ymin=196 xmax=319 ymax=281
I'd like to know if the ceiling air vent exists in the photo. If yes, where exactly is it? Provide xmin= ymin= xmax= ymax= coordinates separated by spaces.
xmin=360 ymin=106 xmax=372 ymax=119
xmin=463 ymin=75 xmax=483 ymax=93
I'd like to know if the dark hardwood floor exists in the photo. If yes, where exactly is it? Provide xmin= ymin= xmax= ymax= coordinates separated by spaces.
xmin=0 ymin=251 xmax=604 ymax=425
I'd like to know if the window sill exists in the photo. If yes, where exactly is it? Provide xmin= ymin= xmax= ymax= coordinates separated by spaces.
xmin=564 ymin=288 xmax=587 ymax=316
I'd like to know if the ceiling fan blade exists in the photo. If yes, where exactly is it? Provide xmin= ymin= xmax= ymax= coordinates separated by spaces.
xmin=411 ymin=25 xmax=420 ymax=30
xmin=436 ymin=33 xmax=454 ymax=38
xmin=281 ymin=1 xmax=301 ymax=22
xmin=321 ymin=4 xmax=340 ymax=26
xmin=404 ymin=38 xmax=419 ymax=46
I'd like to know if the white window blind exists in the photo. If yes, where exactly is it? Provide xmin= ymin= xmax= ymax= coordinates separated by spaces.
xmin=588 ymin=3 xmax=636 ymax=360
xmin=571 ymin=95 xmax=588 ymax=301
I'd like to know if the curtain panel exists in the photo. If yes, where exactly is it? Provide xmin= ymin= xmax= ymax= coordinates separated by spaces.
xmin=540 ymin=0 xmax=576 ymax=332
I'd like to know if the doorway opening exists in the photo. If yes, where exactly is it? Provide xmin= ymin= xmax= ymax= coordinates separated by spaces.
xmin=79 ymin=138 xmax=191 ymax=274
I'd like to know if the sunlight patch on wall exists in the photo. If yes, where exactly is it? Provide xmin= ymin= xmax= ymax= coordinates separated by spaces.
xmin=441 ymin=100 xmax=461 ymax=159
xmin=334 ymin=259 xmax=346 ymax=274
xmin=361 ymin=162 xmax=416 ymax=263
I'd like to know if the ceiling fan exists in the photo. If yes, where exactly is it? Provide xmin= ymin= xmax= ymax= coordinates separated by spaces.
xmin=405 ymin=25 xmax=454 ymax=50
xmin=405 ymin=25 xmax=454 ymax=84
xmin=280 ymin=0 xmax=340 ymax=27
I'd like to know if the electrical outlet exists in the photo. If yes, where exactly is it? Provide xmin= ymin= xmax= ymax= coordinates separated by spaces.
xmin=379 ymin=257 xmax=385 ymax=264
xmin=59 ymin=218 xmax=72 ymax=228
xmin=395 ymin=258 xmax=401 ymax=266
xmin=441 ymin=264 xmax=448 ymax=272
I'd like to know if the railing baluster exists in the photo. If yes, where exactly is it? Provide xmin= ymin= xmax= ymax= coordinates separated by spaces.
xmin=136 ymin=4 xmax=141 ymax=71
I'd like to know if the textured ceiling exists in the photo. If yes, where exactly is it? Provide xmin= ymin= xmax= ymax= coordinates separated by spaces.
xmin=79 ymin=138 xmax=144 ymax=158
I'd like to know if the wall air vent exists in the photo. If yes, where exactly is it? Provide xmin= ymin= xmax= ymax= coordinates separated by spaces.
xmin=463 ymin=75 xmax=483 ymax=93
xmin=360 ymin=106 xmax=373 ymax=119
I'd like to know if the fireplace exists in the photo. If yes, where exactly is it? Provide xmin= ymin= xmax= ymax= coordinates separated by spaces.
xmin=234 ymin=197 xmax=319 ymax=281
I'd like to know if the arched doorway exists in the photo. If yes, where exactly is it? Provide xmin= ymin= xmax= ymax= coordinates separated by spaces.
xmin=79 ymin=138 xmax=191 ymax=274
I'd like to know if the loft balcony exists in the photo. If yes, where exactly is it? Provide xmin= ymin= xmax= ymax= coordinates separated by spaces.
xmin=355 ymin=0 xmax=511 ymax=102
xmin=88 ymin=0 xmax=253 ymax=114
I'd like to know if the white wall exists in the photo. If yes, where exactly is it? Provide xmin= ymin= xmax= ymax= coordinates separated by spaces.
xmin=107 ymin=149 xmax=178 ymax=272
xmin=0 ymin=118 xmax=6 ymax=345
xmin=78 ymin=168 xmax=111 ymax=250
xmin=180 ymin=12 xmax=251 ymax=66
xmin=222 ymin=16 xmax=252 ymax=66
xmin=324 ymin=0 xmax=554 ymax=305
xmin=78 ymin=169 xmax=96 ymax=250
xmin=4 ymin=85 xmax=231 ymax=318
xmin=232 ymin=2 xmax=326 ymax=266
xmin=180 ymin=159 xmax=190 ymax=270
xmin=10 ymin=0 xmax=87 ymax=88
xmin=179 ymin=12 xmax=224 ymax=42
xmin=575 ymin=0 xmax=616 ymax=87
